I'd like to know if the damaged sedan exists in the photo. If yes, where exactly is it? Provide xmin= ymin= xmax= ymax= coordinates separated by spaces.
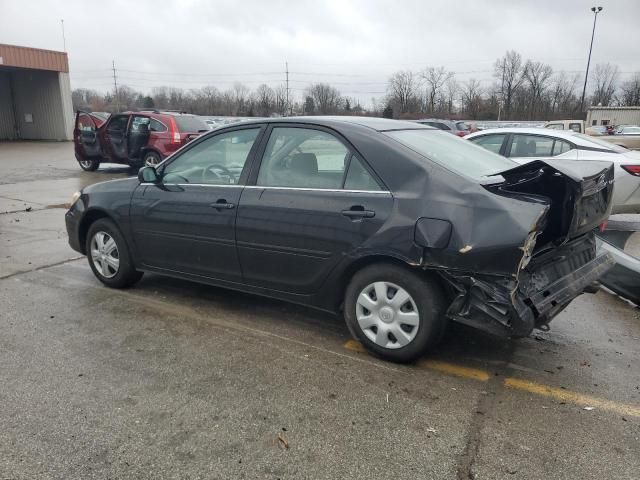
xmin=65 ymin=117 xmax=615 ymax=362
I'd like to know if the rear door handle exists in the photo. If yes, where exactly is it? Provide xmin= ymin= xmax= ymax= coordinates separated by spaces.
xmin=210 ymin=199 xmax=235 ymax=210
xmin=342 ymin=206 xmax=375 ymax=218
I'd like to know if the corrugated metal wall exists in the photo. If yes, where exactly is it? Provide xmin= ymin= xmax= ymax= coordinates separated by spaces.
xmin=0 ymin=71 xmax=16 ymax=139
xmin=9 ymin=69 xmax=72 ymax=140
xmin=587 ymin=108 xmax=640 ymax=126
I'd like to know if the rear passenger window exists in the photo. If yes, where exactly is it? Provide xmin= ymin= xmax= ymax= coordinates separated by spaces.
xmin=510 ymin=134 xmax=553 ymax=157
xmin=150 ymin=119 xmax=167 ymax=132
xmin=257 ymin=127 xmax=349 ymax=189
xmin=553 ymin=140 xmax=572 ymax=155
xmin=344 ymin=156 xmax=381 ymax=191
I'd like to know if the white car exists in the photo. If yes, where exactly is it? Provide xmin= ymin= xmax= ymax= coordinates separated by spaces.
xmin=466 ymin=128 xmax=640 ymax=214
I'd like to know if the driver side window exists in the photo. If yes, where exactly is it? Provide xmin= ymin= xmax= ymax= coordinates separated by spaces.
xmin=162 ymin=128 xmax=260 ymax=185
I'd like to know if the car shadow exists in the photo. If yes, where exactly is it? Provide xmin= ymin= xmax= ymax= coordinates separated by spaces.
xmin=133 ymin=273 xmax=516 ymax=366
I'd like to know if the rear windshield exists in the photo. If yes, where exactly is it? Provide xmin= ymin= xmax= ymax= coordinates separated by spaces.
xmin=574 ymin=133 xmax=627 ymax=153
xmin=385 ymin=129 xmax=516 ymax=181
xmin=174 ymin=116 xmax=208 ymax=132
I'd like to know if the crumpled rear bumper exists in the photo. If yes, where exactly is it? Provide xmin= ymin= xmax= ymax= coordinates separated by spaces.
xmin=439 ymin=233 xmax=614 ymax=338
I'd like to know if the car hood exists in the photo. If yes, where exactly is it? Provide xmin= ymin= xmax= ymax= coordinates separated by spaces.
xmin=82 ymin=176 xmax=140 ymax=194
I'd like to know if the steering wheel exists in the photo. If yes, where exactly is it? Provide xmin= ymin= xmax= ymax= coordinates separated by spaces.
xmin=203 ymin=164 xmax=234 ymax=182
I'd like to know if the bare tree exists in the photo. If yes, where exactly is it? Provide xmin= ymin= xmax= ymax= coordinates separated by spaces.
xmin=306 ymin=83 xmax=342 ymax=114
xmin=386 ymin=70 xmax=419 ymax=115
xmin=549 ymin=72 xmax=579 ymax=117
xmin=494 ymin=50 xmax=524 ymax=120
xmin=522 ymin=60 xmax=553 ymax=119
xmin=461 ymin=79 xmax=483 ymax=119
xmin=445 ymin=77 xmax=459 ymax=115
xmin=422 ymin=66 xmax=452 ymax=113
xmin=273 ymin=84 xmax=289 ymax=116
xmin=230 ymin=82 xmax=250 ymax=115
xmin=591 ymin=63 xmax=619 ymax=106
xmin=255 ymin=84 xmax=275 ymax=116
xmin=619 ymin=73 xmax=640 ymax=106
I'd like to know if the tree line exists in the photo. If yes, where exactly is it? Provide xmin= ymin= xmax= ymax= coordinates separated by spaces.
xmin=72 ymin=50 xmax=640 ymax=120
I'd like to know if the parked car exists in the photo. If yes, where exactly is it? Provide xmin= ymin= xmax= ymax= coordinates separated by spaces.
xmin=74 ymin=110 xmax=209 ymax=171
xmin=414 ymin=119 xmax=469 ymax=137
xmin=598 ymin=125 xmax=640 ymax=150
xmin=66 ymin=117 xmax=613 ymax=362
xmin=466 ymin=127 xmax=640 ymax=214
xmin=544 ymin=119 xmax=585 ymax=133
xmin=585 ymin=125 xmax=608 ymax=136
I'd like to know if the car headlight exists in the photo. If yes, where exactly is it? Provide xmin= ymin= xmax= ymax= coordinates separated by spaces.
xmin=70 ymin=191 xmax=81 ymax=207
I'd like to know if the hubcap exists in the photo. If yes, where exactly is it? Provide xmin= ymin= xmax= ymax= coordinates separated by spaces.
xmin=80 ymin=160 xmax=93 ymax=168
xmin=145 ymin=155 xmax=160 ymax=167
xmin=90 ymin=231 xmax=120 ymax=279
xmin=355 ymin=281 xmax=420 ymax=349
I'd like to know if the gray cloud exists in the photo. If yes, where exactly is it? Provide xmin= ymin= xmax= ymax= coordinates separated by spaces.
xmin=1 ymin=0 xmax=638 ymax=104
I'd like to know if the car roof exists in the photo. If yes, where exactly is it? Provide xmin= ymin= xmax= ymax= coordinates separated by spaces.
xmin=215 ymin=116 xmax=435 ymax=132
xmin=465 ymin=127 xmax=624 ymax=149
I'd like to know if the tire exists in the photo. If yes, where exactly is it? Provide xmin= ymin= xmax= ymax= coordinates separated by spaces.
xmin=143 ymin=151 xmax=162 ymax=167
xmin=78 ymin=159 xmax=100 ymax=171
xmin=344 ymin=263 xmax=446 ymax=363
xmin=86 ymin=218 xmax=143 ymax=289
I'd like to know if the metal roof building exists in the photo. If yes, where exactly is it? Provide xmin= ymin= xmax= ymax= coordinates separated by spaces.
xmin=586 ymin=106 xmax=640 ymax=127
xmin=0 ymin=43 xmax=74 ymax=141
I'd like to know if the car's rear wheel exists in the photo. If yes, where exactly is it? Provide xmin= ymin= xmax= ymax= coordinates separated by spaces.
xmin=78 ymin=159 xmax=100 ymax=171
xmin=344 ymin=263 xmax=446 ymax=363
xmin=143 ymin=151 xmax=162 ymax=167
xmin=86 ymin=218 xmax=143 ymax=289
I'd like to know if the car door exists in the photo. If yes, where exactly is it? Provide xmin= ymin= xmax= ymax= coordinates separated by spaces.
xmin=235 ymin=125 xmax=394 ymax=294
xmin=128 ymin=115 xmax=151 ymax=161
xmin=101 ymin=114 xmax=131 ymax=162
xmin=505 ymin=133 xmax=577 ymax=164
xmin=129 ymin=125 xmax=265 ymax=282
xmin=74 ymin=111 xmax=101 ymax=160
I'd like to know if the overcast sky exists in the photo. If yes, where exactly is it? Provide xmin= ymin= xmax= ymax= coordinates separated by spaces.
xmin=1 ymin=0 xmax=639 ymax=105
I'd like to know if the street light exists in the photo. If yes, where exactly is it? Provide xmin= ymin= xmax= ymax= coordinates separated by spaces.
xmin=579 ymin=6 xmax=603 ymax=113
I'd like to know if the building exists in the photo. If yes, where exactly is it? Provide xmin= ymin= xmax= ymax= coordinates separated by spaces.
xmin=0 ymin=43 xmax=74 ymax=141
xmin=586 ymin=106 xmax=640 ymax=127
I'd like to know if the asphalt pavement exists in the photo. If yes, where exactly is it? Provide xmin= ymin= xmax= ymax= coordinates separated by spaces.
xmin=1 ymin=142 xmax=639 ymax=479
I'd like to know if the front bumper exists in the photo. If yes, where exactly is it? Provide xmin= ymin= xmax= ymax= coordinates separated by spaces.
xmin=65 ymin=207 xmax=83 ymax=254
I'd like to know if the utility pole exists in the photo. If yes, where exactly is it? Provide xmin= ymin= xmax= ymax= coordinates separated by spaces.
xmin=579 ymin=6 xmax=603 ymax=113
xmin=60 ymin=19 xmax=66 ymax=52
xmin=285 ymin=61 xmax=290 ymax=115
xmin=112 ymin=60 xmax=120 ymax=112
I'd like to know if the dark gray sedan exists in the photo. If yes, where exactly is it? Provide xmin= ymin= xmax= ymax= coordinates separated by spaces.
xmin=65 ymin=117 xmax=614 ymax=362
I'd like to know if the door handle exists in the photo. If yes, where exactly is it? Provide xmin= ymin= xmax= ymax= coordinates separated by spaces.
xmin=210 ymin=199 xmax=235 ymax=210
xmin=342 ymin=206 xmax=375 ymax=218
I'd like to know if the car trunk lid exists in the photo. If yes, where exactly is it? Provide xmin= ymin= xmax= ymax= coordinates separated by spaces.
xmin=486 ymin=159 xmax=614 ymax=248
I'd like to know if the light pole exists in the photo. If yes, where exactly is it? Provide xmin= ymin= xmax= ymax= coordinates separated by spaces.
xmin=579 ymin=6 xmax=603 ymax=113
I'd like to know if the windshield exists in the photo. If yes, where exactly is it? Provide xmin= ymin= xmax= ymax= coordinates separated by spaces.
xmin=385 ymin=129 xmax=517 ymax=181
xmin=574 ymin=133 xmax=628 ymax=153
xmin=174 ymin=116 xmax=209 ymax=132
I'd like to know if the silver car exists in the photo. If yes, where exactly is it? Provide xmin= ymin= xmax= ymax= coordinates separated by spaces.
xmin=466 ymin=127 xmax=640 ymax=214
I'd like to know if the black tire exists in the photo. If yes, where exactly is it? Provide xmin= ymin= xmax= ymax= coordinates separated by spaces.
xmin=86 ymin=218 xmax=143 ymax=289
xmin=344 ymin=263 xmax=446 ymax=363
xmin=143 ymin=151 xmax=162 ymax=167
xmin=78 ymin=159 xmax=100 ymax=171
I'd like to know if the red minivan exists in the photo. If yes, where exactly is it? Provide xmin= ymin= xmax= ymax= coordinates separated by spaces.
xmin=74 ymin=110 xmax=209 ymax=171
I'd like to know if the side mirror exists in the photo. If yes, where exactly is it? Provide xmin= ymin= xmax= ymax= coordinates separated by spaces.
xmin=138 ymin=166 xmax=159 ymax=183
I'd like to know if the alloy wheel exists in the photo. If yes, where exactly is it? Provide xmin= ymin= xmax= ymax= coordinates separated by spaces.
xmin=355 ymin=281 xmax=420 ymax=349
xmin=90 ymin=231 xmax=120 ymax=279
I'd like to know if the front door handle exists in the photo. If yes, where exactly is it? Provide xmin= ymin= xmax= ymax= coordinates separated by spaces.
xmin=342 ymin=206 xmax=375 ymax=218
xmin=210 ymin=199 xmax=235 ymax=210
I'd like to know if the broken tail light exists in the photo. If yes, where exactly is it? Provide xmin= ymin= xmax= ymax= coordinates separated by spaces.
xmin=621 ymin=165 xmax=640 ymax=176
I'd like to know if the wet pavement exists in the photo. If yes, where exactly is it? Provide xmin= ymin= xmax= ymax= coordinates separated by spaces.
xmin=1 ymin=141 xmax=639 ymax=479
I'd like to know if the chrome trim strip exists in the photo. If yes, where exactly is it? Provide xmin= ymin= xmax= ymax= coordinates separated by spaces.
xmin=140 ymin=183 xmax=391 ymax=194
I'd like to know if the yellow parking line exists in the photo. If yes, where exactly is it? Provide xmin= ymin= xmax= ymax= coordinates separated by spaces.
xmin=343 ymin=340 xmax=640 ymax=417
xmin=418 ymin=359 xmax=490 ymax=382
xmin=504 ymin=378 xmax=640 ymax=417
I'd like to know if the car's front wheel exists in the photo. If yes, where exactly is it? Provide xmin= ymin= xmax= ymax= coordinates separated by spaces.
xmin=86 ymin=218 xmax=143 ymax=288
xmin=344 ymin=263 xmax=446 ymax=363
xmin=78 ymin=159 xmax=100 ymax=171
